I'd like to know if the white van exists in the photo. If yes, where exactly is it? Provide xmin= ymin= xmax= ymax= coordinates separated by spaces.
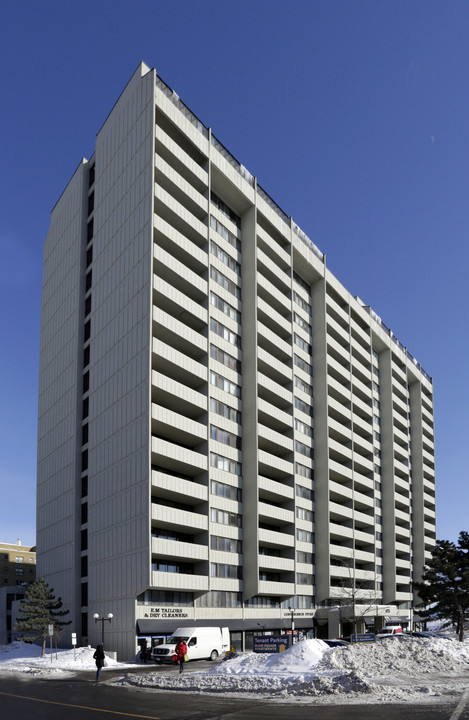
xmin=151 ymin=626 xmax=230 ymax=663
xmin=376 ymin=625 xmax=403 ymax=639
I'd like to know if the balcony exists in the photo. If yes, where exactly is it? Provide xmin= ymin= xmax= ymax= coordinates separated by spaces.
xmin=257 ymin=347 xmax=292 ymax=386
xmin=155 ymin=161 xmax=207 ymax=220
xmin=151 ymin=436 xmax=207 ymax=475
xmin=258 ymin=321 xmax=292 ymax=363
xmin=258 ymin=422 xmax=293 ymax=455
xmin=258 ymin=398 xmax=292 ymax=432
xmin=153 ymin=243 xmax=207 ymax=301
xmin=155 ymin=184 xmax=207 ymax=246
xmin=258 ymin=475 xmax=294 ymax=502
xmin=152 ymin=338 xmax=206 ymax=389
xmin=257 ymin=295 xmax=291 ymax=339
xmin=155 ymin=124 xmax=208 ymax=188
xmin=151 ymin=571 xmax=208 ymax=591
xmin=258 ymin=372 xmax=292 ymax=408
xmin=258 ymin=554 xmax=294 ymax=572
xmin=152 ymin=503 xmax=208 ymax=532
xmin=151 ymin=469 xmax=207 ymax=503
xmin=154 ymin=214 xmax=207 ymax=273
xmin=151 ymin=537 xmax=208 ymax=561
xmin=152 ymin=370 xmax=206 ymax=417
xmin=257 ymin=273 xmax=291 ymax=315
xmin=258 ymin=527 xmax=295 ymax=548
xmin=258 ymin=501 xmax=294 ymax=525
xmin=258 ymin=449 xmax=293 ymax=479
xmin=258 ymin=580 xmax=295 ymax=596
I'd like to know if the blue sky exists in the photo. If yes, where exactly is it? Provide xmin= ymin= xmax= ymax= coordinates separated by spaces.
xmin=0 ymin=0 xmax=467 ymax=548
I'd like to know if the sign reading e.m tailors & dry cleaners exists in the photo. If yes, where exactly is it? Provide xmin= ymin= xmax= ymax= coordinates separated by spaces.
xmin=140 ymin=607 xmax=194 ymax=620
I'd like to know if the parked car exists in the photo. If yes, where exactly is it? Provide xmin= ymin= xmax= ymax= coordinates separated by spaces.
xmin=322 ymin=638 xmax=350 ymax=647
xmin=376 ymin=625 xmax=403 ymax=639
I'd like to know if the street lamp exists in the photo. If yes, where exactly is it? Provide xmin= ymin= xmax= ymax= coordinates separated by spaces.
xmin=93 ymin=612 xmax=113 ymax=647
xmin=288 ymin=606 xmax=295 ymax=642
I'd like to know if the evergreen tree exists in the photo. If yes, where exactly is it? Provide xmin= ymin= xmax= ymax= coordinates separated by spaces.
xmin=414 ymin=532 xmax=469 ymax=641
xmin=15 ymin=577 xmax=71 ymax=656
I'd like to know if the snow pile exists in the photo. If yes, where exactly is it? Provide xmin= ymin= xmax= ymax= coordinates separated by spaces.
xmin=116 ymin=637 xmax=469 ymax=704
xmin=0 ymin=641 xmax=126 ymax=677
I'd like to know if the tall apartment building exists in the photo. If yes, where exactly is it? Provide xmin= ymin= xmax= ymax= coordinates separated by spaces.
xmin=37 ymin=63 xmax=436 ymax=660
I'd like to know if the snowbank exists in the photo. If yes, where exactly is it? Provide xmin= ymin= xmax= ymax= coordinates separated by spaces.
xmin=116 ymin=637 xmax=469 ymax=704
xmin=0 ymin=641 xmax=128 ymax=677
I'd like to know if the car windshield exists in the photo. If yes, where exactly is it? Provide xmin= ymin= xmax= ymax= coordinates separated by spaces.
xmin=168 ymin=636 xmax=189 ymax=643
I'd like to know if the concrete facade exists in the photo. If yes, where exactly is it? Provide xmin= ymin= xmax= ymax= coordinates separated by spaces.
xmin=37 ymin=63 xmax=436 ymax=660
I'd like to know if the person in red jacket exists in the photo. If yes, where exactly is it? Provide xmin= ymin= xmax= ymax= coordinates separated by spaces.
xmin=175 ymin=637 xmax=188 ymax=673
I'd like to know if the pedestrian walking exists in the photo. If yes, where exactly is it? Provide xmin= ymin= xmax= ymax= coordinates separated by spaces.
xmin=93 ymin=643 xmax=106 ymax=683
xmin=175 ymin=637 xmax=188 ymax=674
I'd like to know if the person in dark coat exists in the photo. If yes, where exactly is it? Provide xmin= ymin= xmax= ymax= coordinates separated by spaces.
xmin=93 ymin=643 xmax=105 ymax=682
xmin=175 ymin=637 xmax=187 ymax=674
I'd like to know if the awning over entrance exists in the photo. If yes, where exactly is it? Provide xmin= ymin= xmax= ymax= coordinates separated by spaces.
xmin=137 ymin=616 xmax=315 ymax=635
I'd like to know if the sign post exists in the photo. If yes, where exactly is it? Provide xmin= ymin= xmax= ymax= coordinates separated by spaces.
xmin=71 ymin=632 xmax=77 ymax=661
xmin=48 ymin=624 xmax=54 ymax=662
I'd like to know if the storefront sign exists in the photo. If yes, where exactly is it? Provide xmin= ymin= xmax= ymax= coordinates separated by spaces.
xmin=141 ymin=607 xmax=191 ymax=620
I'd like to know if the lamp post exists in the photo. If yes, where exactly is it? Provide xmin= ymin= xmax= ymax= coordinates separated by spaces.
xmin=288 ymin=606 xmax=295 ymax=643
xmin=93 ymin=612 xmax=113 ymax=647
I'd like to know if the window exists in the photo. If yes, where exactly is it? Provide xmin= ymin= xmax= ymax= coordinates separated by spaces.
xmin=296 ymin=484 xmax=313 ymax=500
xmin=85 ymin=270 xmax=92 ymax=292
xmin=296 ymin=507 xmax=314 ymax=522
xmin=81 ymin=529 xmax=88 ymax=551
xmin=211 ymin=191 xmax=241 ymax=228
xmin=293 ymin=291 xmax=311 ymax=315
xmin=296 ymin=573 xmax=314 ymax=585
xmin=198 ymin=591 xmax=242 ymax=608
xmin=210 ymin=291 xmax=240 ymax=323
xmin=295 ymin=463 xmax=313 ymax=480
xmin=294 ymin=333 xmax=312 ymax=354
xmin=293 ymin=272 xmax=310 ymax=294
xmin=210 ymin=216 xmax=241 ymax=252
xmin=211 ymin=563 xmax=242 ymax=579
xmin=210 ymin=508 xmax=242 ymax=527
xmin=294 ymin=313 xmax=312 ymax=334
xmin=211 ymin=240 xmax=241 ymax=275
xmin=297 ymin=529 xmax=313 ymax=543
xmin=81 ymin=502 xmax=88 ymax=525
xmin=294 ymin=397 xmax=311 ymax=414
xmin=210 ymin=344 xmax=241 ymax=373
xmin=152 ymin=561 xmax=193 ymax=574
xmin=245 ymin=596 xmax=280 ymax=608
xmin=294 ymin=354 xmax=312 ymax=375
xmin=86 ymin=246 xmax=93 ymax=268
xmin=15 ymin=557 xmax=24 ymax=563
xmin=210 ymin=453 xmax=242 ymax=475
xmin=83 ymin=346 xmax=90 ymax=368
xmin=87 ymin=219 xmax=94 ymax=243
xmin=81 ymin=555 xmax=88 ymax=577
xmin=210 ymin=266 xmax=241 ymax=299
xmin=210 ymin=371 xmax=241 ymax=398
xmin=210 ymin=318 xmax=240 ymax=347
xmin=295 ymin=440 xmax=313 ymax=458
xmin=82 ymin=397 xmax=89 ymax=420
xmin=210 ymin=479 xmax=241 ymax=502
xmin=87 ymin=191 xmax=94 ymax=216
xmin=85 ymin=295 xmax=91 ymax=317
xmin=84 ymin=320 xmax=91 ymax=342
xmin=210 ymin=425 xmax=240 ymax=449
xmin=81 ymin=450 xmax=88 ymax=472
xmin=81 ymin=583 xmax=88 ymax=607
xmin=295 ymin=418 xmax=312 ymax=437
xmin=210 ymin=397 xmax=241 ymax=424
xmin=210 ymin=535 xmax=242 ymax=553
xmin=297 ymin=550 xmax=314 ymax=564
xmin=16 ymin=568 xmax=24 ymax=576
xmin=83 ymin=371 xmax=89 ymax=394
xmin=82 ymin=423 xmax=88 ymax=446
xmin=294 ymin=376 xmax=312 ymax=395
xmin=81 ymin=476 xmax=88 ymax=498
xmin=88 ymin=164 xmax=95 ymax=188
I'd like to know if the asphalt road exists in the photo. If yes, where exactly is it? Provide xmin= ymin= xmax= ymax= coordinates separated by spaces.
xmin=0 ymin=667 xmax=468 ymax=720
